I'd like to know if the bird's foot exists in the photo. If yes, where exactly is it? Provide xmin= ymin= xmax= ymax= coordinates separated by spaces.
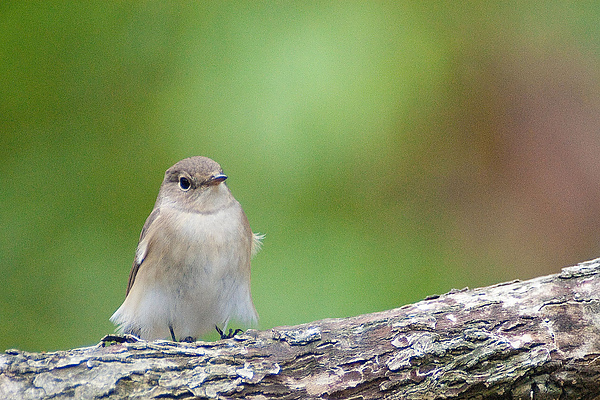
xmin=100 ymin=334 xmax=140 ymax=346
xmin=215 ymin=325 xmax=243 ymax=339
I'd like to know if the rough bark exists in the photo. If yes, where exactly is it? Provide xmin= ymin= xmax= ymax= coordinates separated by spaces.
xmin=3 ymin=259 xmax=600 ymax=399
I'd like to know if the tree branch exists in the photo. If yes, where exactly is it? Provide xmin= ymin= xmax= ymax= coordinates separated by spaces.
xmin=3 ymin=259 xmax=600 ymax=399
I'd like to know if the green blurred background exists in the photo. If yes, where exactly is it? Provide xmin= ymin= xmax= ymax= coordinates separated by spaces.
xmin=3 ymin=2 xmax=600 ymax=352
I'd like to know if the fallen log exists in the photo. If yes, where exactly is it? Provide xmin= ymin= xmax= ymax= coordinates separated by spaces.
xmin=2 ymin=259 xmax=600 ymax=399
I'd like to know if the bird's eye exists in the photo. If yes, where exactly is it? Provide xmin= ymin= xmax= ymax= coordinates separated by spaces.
xmin=179 ymin=176 xmax=191 ymax=191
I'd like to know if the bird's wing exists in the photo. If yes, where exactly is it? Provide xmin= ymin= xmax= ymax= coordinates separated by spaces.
xmin=125 ymin=208 xmax=161 ymax=296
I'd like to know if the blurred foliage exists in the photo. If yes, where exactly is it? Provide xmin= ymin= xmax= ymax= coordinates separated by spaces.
xmin=2 ymin=2 xmax=600 ymax=352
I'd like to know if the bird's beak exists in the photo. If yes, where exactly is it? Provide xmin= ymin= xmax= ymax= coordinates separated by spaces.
xmin=209 ymin=174 xmax=228 ymax=185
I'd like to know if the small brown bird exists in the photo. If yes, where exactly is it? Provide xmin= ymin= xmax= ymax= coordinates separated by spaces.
xmin=110 ymin=156 xmax=261 ymax=341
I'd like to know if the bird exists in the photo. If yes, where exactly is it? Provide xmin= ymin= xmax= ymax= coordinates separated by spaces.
xmin=110 ymin=156 xmax=261 ymax=341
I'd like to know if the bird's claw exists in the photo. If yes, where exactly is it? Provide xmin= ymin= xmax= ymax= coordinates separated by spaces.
xmin=100 ymin=334 xmax=140 ymax=346
xmin=215 ymin=325 xmax=243 ymax=339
